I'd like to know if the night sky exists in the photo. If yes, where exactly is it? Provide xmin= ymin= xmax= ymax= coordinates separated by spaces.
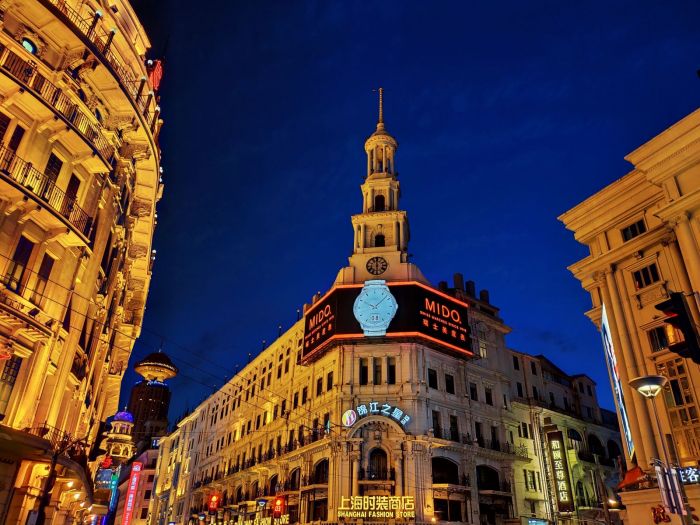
xmin=121 ymin=0 xmax=700 ymax=420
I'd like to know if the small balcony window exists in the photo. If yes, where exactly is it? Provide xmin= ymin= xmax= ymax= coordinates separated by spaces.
xmin=621 ymin=219 xmax=647 ymax=242
xmin=632 ymin=263 xmax=660 ymax=290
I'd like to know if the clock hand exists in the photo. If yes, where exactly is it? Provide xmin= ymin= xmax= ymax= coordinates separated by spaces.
xmin=375 ymin=295 xmax=389 ymax=308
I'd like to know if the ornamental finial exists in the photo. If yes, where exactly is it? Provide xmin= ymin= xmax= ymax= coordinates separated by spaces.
xmin=378 ymin=87 xmax=384 ymax=125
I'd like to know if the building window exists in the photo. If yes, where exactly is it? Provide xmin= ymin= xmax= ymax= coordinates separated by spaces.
xmin=632 ymin=263 xmax=661 ymax=290
xmin=428 ymin=368 xmax=438 ymax=389
xmin=449 ymin=415 xmax=459 ymax=441
xmin=4 ymin=236 xmax=35 ymax=293
xmin=21 ymin=38 xmax=37 ymax=54
xmin=432 ymin=410 xmax=441 ymax=437
xmin=532 ymin=386 xmax=539 ymax=400
xmin=8 ymin=124 xmax=24 ymax=152
xmin=445 ymin=374 xmax=455 ymax=394
xmin=373 ymin=358 xmax=382 ymax=385
xmin=327 ymin=371 xmax=333 ymax=391
xmin=516 ymin=382 xmax=523 ymax=398
xmin=316 ymin=377 xmax=323 ymax=397
xmin=469 ymin=382 xmax=478 ymax=401
xmin=521 ymin=422 xmax=529 ymax=439
xmin=649 ymin=325 xmax=679 ymax=353
xmin=374 ymin=234 xmax=385 ymax=247
xmin=387 ymin=358 xmax=396 ymax=384
xmin=144 ymin=490 xmax=151 ymax=500
xmin=359 ymin=358 xmax=368 ymax=385
xmin=31 ymin=253 xmax=54 ymax=305
xmin=485 ymin=387 xmax=493 ymax=406
xmin=293 ymin=392 xmax=299 ymax=409
xmin=657 ymin=357 xmax=700 ymax=461
xmin=586 ymin=406 xmax=592 ymax=418
xmin=530 ymin=362 xmax=537 ymax=375
xmin=587 ymin=384 xmax=592 ymax=396
xmin=301 ymin=387 xmax=308 ymax=405
xmin=140 ymin=508 xmax=148 ymax=519
xmin=578 ymin=383 xmax=584 ymax=393
xmin=621 ymin=219 xmax=647 ymax=242
xmin=0 ymin=355 xmax=22 ymax=414
xmin=549 ymin=392 xmax=556 ymax=407
xmin=512 ymin=355 xmax=519 ymax=370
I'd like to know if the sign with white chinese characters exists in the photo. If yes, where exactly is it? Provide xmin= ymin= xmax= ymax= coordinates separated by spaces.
xmin=338 ymin=496 xmax=415 ymax=519
xmin=677 ymin=466 xmax=700 ymax=485
xmin=342 ymin=402 xmax=410 ymax=427
xmin=121 ymin=461 xmax=143 ymax=525
xmin=601 ymin=304 xmax=635 ymax=458
xmin=546 ymin=431 xmax=574 ymax=513
xmin=235 ymin=517 xmax=289 ymax=525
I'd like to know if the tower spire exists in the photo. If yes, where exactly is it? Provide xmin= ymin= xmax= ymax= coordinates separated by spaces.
xmin=378 ymin=87 xmax=384 ymax=126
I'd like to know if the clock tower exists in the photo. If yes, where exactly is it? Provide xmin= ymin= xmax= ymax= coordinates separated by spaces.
xmin=335 ymin=89 xmax=427 ymax=285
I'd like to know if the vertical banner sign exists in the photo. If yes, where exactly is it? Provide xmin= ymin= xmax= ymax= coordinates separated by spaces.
xmin=122 ymin=461 xmax=143 ymax=525
xmin=547 ymin=431 xmax=574 ymax=513
xmin=601 ymin=304 xmax=635 ymax=458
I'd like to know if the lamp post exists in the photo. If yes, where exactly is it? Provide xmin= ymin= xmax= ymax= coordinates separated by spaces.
xmin=629 ymin=375 xmax=692 ymax=525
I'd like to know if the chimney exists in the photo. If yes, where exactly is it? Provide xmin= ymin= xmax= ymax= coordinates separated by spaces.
xmin=453 ymin=273 xmax=464 ymax=291
xmin=438 ymin=281 xmax=448 ymax=292
xmin=479 ymin=289 xmax=490 ymax=304
xmin=465 ymin=280 xmax=476 ymax=297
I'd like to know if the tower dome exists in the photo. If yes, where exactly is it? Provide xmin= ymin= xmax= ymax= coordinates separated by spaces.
xmin=113 ymin=410 xmax=134 ymax=423
xmin=364 ymin=87 xmax=397 ymax=179
xmin=134 ymin=350 xmax=178 ymax=382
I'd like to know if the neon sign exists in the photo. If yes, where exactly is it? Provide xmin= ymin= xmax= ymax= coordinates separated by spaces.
xmin=342 ymin=401 xmax=410 ymax=427
xmin=121 ymin=461 xmax=142 ymax=525
xmin=547 ymin=431 xmax=574 ymax=513
xmin=338 ymin=496 xmax=415 ymax=519
xmin=601 ymin=304 xmax=634 ymax=458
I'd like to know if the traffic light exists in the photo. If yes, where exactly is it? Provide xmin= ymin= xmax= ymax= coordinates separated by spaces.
xmin=655 ymin=292 xmax=700 ymax=364
xmin=208 ymin=494 xmax=219 ymax=513
xmin=272 ymin=496 xmax=286 ymax=518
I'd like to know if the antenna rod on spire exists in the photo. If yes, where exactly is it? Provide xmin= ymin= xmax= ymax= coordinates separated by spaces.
xmin=378 ymin=87 xmax=384 ymax=124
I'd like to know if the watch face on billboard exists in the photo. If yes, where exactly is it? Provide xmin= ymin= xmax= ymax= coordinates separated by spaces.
xmin=302 ymin=281 xmax=471 ymax=362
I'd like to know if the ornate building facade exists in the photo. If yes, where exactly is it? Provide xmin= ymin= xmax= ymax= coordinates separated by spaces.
xmin=0 ymin=0 xmax=162 ymax=523
xmin=149 ymin=99 xmax=621 ymax=525
xmin=560 ymin=108 xmax=700 ymax=522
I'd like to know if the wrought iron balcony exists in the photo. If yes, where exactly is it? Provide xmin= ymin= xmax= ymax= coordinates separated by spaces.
xmin=38 ymin=0 xmax=159 ymax=129
xmin=0 ymin=145 xmax=92 ymax=237
xmin=0 ymin=46 xmax=116 ymax=164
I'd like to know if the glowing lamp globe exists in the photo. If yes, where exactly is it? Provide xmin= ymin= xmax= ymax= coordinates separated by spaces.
xmin=629 ymin=375 xmax=668 ymax=398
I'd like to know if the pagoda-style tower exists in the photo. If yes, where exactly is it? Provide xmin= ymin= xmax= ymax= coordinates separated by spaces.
xmin=335 ymin=89 xmax=427 ymax=285
xmin=103 ymin=410 xmax=136 ymax=465
xmin=127 ymin=351 xmax=178 ymax=446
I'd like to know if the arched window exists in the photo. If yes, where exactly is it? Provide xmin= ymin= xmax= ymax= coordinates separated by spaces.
xmin=268 ymin=474 xmax=278 ymax=495
xmin=368 ymin=449 xmax=388 ymax=479
xmin=607 ymin=440 xmax=621 ymax=461
xmin=21 ymin=38 xmax=37 ymax=55
xmin=375 ymin=234 xmax=385 ymax=247
xmin=476 ymin=465 xmax=501 ymax=491
xmin=374 ymin=194 xmax=385 ymax=212
xmin=431 ymin=457 xmax=459 ymax=484
xmin=249 ymin=481 xmax=258 ymax=500
xmin=289 ymin=467 xmax=300 ymax=491
xmin=587 ymin=434 xmax=605 ymax=456
xmin=235 ymin=486 xmax=243 ymax=503
xmin=313 ymin=459 xmax=329 ymax=484
xmin=94 ymin=108 xmax=103 ymax=122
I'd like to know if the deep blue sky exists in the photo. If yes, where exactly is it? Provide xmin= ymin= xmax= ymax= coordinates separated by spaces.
xmin=121 ymin=0 xmax=700 ymax=419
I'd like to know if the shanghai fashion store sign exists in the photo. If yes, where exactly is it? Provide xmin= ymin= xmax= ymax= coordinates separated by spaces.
xmin=338 ymin=496 xmax=415 ymax=519
xmin=342 ymin=401 xmax=411 ymax=427
xmin=302 ymin=281 xmax=471 ymax=362
xmin=547 ymin=431 xmax=574 ymax=513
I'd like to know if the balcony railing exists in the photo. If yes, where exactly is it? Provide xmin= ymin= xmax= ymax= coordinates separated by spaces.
xmin=358 ymin=468 xmax=395 ymax=481
xmin=0 ymin=145 xmax=92 ymax=236
xmin=38 ymin=0 xmax=159 ymax=129
xmin=0 ymin=46 xmax=116 ymax=164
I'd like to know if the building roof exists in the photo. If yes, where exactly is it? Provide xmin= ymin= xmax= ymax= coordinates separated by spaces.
xmin=113 ymin=410 xmax=134 ymax=423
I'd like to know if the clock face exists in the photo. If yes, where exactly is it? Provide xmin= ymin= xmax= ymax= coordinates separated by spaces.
xmin=352 ymin=280 xmax=398 ymax=336
xmin=366 ymin=257 xmax=388 ymax=275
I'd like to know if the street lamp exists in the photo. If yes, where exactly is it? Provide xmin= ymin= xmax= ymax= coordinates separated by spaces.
xmin=629 ymin=375 xmax=692 ymax=525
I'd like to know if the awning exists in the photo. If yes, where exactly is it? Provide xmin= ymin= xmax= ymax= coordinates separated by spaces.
xmin=617 ymin=466 xmax=646 ymax=490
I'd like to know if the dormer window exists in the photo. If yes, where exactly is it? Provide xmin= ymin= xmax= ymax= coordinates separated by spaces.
xmin=21 ymin=38 xmax=37 ymax=55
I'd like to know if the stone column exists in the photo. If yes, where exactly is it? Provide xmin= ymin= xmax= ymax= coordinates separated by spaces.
xmin=399 ymin=221 xmax=405 ymax=251
xmin=673 ymin=214 xmax=700 ymax=289
xmin=351 ymin=451 xmax=360 ymax=496
xmin=394 ymin=451 xmax=403 ymax=496
xmin=360 ymin=224 xmax=366 ymax=250
xmin=601 ymin=271 xmax=655 ymax=465
xmin=14 ymin=337 xmax=54 ymax=428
